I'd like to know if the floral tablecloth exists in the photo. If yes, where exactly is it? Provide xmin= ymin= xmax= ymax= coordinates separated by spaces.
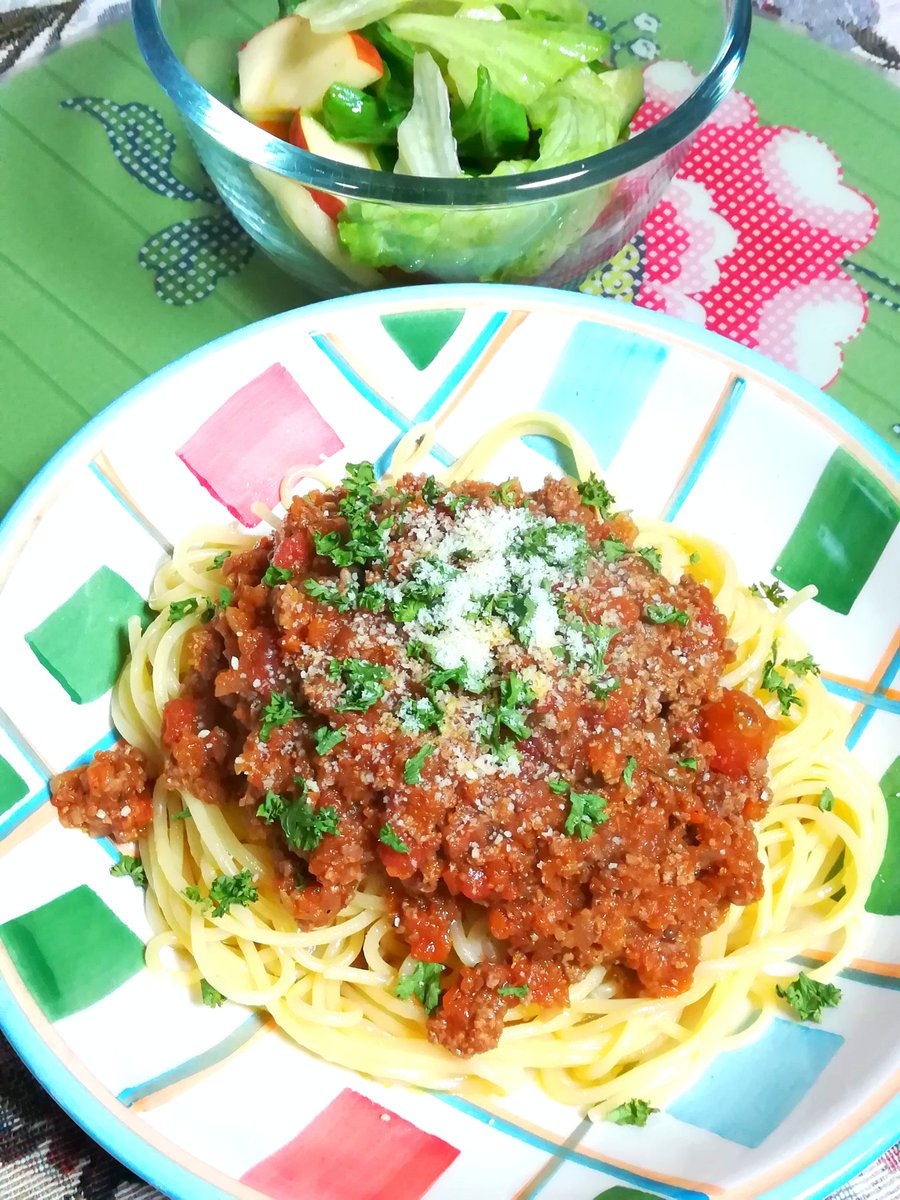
xmin=1 ymin=2 xmax=898 ymax=1198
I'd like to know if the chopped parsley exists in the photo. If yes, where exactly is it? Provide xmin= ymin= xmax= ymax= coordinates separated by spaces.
xmin=398 ymin=695 xmax=443 ymax=734
xmin=552 ymin=779 xmax=610 ymax=839
xmin=200 ymin=979 xmax=225 ymax=1007
xmin=637 ymin=546 xmax=662 ymax=573
xmin=678 ymin=757 xmax=698 ymax=770
xmin=645 ymin=603 xmax=689 ymax=626
xmin=422 ymin=475 xmax=444 ymax=506
xmin=563 ymin=616 xmax=619 ymax=676
xmin=391 ymin=558 xmax=456 ymax=624
xmin=498 ymin=984 xmax=529 ymax=999
xmin=564 ymin=789 xmax=610 ymax=840
xmin=688 ymin=551 xmax=701 ymax=565
xmin=592 ymin=678 xmax=621 ymax=701
xmin=168 ymin=597 xmax=201 ymax=623
xmin=183 ymin=884 xmax=203 ymax=903
xmin=259 ymin=692 xmax=303 ymax=742
xmin=329 ymin=657 xmax=389 ymax=712
xmin=761 ymin=644 xmax=804 ymax=716
xmin=404 ymin=743 xmax=435 ymax=785
xmin=305 ymin=578 xmax=385 ymax=613
xmin=483 ymin=671 xmax=535 ymax=761
xmin=513 ymin=521 xmax=589 ymax=576
xmin=446 ymin=493 xmax=474 ymax=515
xmin=172 ymin=808 xmax=191 ymax=821
xmin=256 ymin=789 xmax=286 ymax=823
xmin=426 ymin=664 xmax=468 ymax=696
xmin=622 ymin=756 xmax=637 ymax=787
xmin=818 ymin=787 xmax=835 ymax=812
xmin=257 ymin=788 xmax=340 ymax=853
xmin=218 ymin=586 xmax=233 ymax=609
xmin=782 ymin=653 xmax=820 ymax=678
xmin=607 ymin=1098 xmax=658 ymax=1127
xmin=750 ymin=579 xmax=788 ymax=607
xmin=379 ymin=823 xmax=409 ymax=853
xmin=577 ymin=471 xmax=616 ymax=518
xmin=110 ymin=855 xmax=146 ymax=888
xmin=208 ymin=870 xmax=258 ymax=917
xmin=209 ymin=551 xmax=231 ymax=570
xmin=491 ymin=480 xmax=517 ymax=506
xmin=262 ymin=564 xmax=293 ymax=586
xmin=601 ymin=537 xmax=629 ymax=563
xmin=776 ymin=972 xmax=842 ymax=1022
xmin=314 ymin=461 xmax=393 ymax=568
xmin=314 ymin=725 xmax=345 ymax=755
xmin=357 ymin=584 xmax=388 ymax=612
xmin=394 ymin=960 xmax=444 ymax=1014
xmin=203 ymin=869 xmax=259 ymax=918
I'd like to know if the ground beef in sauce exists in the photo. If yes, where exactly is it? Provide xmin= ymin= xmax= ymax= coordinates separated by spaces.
xmin=51 ymin=745 xmax=152 ymax=843
xmin=50 ymin=471 xmax=777 ymax=1058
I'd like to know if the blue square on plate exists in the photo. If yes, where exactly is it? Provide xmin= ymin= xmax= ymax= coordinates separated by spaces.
xmin=668 ymin=1017 xmax=844 ymax=1147
xmin=524 ymin=321 xmax=668 ymax=470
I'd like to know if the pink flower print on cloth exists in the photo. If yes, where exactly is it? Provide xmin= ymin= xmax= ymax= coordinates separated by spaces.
xmin=628 ymin=61 xmax=878 ymax=388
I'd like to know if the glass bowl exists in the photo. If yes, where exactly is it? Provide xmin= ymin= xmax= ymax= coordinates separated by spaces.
xmin=132 ymin=0 xmax=751 ymax=298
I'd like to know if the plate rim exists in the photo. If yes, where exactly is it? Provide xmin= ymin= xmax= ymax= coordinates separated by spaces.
xmin=0 ymin=283 xmax=897 ymax=1200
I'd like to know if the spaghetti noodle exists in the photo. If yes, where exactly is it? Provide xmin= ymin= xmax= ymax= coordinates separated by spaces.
xmin=57 ymin=414 xmax=886 ymax=1119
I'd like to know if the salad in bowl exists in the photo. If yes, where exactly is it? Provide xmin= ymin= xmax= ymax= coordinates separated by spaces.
xmin=238 ymin=0 xmax=644 ymax=282
xmin=134 ymin=0 xmax=750 ymax=293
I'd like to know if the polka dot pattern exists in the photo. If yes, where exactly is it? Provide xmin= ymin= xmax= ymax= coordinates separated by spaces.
xmin=61 ymin=96 xmax=214 ymax=204
xmin=618 ymin=61 xmax=879 ymax=386
xmin=139 ymin=212 xmax=253 ymax=306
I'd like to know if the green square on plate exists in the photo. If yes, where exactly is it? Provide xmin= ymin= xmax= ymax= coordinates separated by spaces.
xmin=0 ymin=755 xmax=28 ymax=818
xmin=593 ymin=1189 xmax=665 ymax=1200
xmin=774 ymin=449 xmax=899 ymax=615
xmin=0 ymin=884 xmax=145 ymax=1021
xmin=25 ymin=566 xmax=149 ymax=704
xmin=867 ymin=756 xmax=900 ymax=917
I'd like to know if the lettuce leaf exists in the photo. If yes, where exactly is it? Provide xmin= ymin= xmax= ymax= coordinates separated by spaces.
xmin=395 ymin=52 xmax=461 ymax=176
xmin=295 ymin=0 xmax=420 ymax=34
xmin=335 ymin=27 xmax=639 ymax=282
xmin=388 ymin=13 xmax=611 ymax=105
xmin=338 ymin=155 xmax=601 ymax=282
xmin=530 ymin=65 xmax=641 ymax=168
xmin=501 ymin=0 xmax=591 ymax=19
xmin=452 ymin=66 xmax=530 ymax=163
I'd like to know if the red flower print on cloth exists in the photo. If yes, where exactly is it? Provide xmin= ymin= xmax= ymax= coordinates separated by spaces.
xmin=583 ymin=61 xmax=878 ymax=388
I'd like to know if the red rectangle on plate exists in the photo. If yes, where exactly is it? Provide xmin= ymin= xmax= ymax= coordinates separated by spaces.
xmin=177 ymin=363 xmax=343 ymax=526
xmin=240 ymin=1088 xmax=458 ymax=1200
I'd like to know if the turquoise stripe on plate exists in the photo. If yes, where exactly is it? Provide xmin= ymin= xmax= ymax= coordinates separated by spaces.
xmin=847 ymin=645 xmax=900 ymax=749
xmin=413 ymin=310 xmax=508 ymax=425
xmin=663 ymin=378 xmax=746 ymax=520
xmin=438 ymin=1094 xmax=708 ymax=1200
xmin=117 ymin=1012 xmax=266 ymax=1106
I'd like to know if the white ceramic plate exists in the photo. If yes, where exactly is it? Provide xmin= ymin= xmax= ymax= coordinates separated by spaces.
xmin=0 ymin=285 xmax=897 ymax=1200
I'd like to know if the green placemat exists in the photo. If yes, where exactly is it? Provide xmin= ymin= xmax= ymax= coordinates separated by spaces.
xmin=0 ymin=12 xmax=898 ymax=525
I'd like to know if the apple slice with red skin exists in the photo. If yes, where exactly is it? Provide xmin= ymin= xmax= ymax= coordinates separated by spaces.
xmin=254 ymin=118 xmax=292 ymax=140
xmin=251 ymin=165 xmax=381 ymax=287
xmin=239 ymin=16 xmax=383 ymax=120
xmin=288 ymin=111 xmax=377 ymax=220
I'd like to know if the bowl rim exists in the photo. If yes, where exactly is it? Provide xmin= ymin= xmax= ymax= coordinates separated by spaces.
xmin=131 ymin=0 xmax=752 ymax=207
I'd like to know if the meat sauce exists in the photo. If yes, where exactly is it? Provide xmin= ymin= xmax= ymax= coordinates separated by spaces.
xmin=51 ymin=472 xmax=776 ymax=1057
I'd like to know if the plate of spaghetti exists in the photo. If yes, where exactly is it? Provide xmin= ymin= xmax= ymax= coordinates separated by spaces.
xmin=0 ymin=285 xmax=897 ymax=1200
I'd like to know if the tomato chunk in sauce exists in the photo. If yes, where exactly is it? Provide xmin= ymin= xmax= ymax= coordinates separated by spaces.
xmin=701 ymin=690 xmax=777 ymax=780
